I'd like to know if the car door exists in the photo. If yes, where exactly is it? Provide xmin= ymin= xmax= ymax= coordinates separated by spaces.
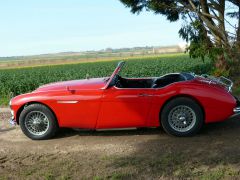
xmin=97 ymin=86 xmax=153 ymax=128
xmin=53 ymin=89 xmax=103 ymax=128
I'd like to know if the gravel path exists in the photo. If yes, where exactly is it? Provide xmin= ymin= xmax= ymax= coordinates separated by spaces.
xmin=0 ymin=108 xmax=10 ymax=112
xmin=1 ymin=111 xmax=240 ymax=179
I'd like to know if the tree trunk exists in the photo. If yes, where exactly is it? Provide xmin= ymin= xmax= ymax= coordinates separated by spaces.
xmin=214 ymin=47 xmax=240 ymax=77
xmin=236 ymin=5 xmax=240 ymax=51
xmin=214 ymin=54 xmax=229 ymax=76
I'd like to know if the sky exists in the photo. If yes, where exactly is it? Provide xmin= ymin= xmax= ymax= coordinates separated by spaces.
xmin=0 ymin=0 xmax=183 ymax=57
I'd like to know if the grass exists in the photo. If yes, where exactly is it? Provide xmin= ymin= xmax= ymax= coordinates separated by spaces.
xmin=200 ymin=167 xmax=239 ymax=180
xmin=233 ymin=87 xmax=240 ymax=96
xmin=104 ymin=154 xmax=240 ymax=179
xmin=0 ymin=96 xmax=10 ymax=107
xmin=2 ymin=150 xmax=240 ymax=179
xmin=93 ymin=173 xmax=133 ymax=180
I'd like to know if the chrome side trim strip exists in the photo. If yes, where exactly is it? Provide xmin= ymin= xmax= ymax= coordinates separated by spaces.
xmin=57 ymin=100 xmax=78 ymax=104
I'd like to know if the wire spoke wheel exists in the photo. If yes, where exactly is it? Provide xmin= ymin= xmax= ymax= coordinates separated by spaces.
xmin=168 ymin=105 xmax=196 ymax=133
xmin=24 ymin=111 xmax=50 ymax=136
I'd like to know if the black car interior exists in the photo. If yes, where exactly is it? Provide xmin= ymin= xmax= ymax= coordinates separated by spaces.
xmin=114 ymin=73 xmax=195 ymax=89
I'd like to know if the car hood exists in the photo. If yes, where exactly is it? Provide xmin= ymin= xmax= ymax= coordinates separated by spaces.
xmin=34 ymin=77 xmax=107 ymax=92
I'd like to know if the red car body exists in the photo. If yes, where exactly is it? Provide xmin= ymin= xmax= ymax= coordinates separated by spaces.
xmin=10 ymin=62 xmax=239 ymax=130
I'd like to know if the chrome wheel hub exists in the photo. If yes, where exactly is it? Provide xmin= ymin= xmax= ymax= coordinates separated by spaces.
xmin=168 ymin=105 xmax=196 ymax=132
xmin=25 ymin=111 xmax=49 ymax=136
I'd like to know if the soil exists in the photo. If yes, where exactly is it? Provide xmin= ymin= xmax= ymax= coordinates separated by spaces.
xmin=1 ymin=110 xmax=240 ymax=179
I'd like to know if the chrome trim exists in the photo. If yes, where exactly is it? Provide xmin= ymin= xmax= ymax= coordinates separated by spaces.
xmin=103 ymin=61 xmax=125 ymax=89
xmin=220 ymin=76 xmax=233 ymax=92
xmin=9 ymin=118 xmax=16 ymax=126
xmin=200 ymin=74 xmax=234 ymax=92
xmin=8 ymin=93 xmax=14 ymax=106
xmin=11 ymin=110 xmax=14 ymax=116
xmin=168 ymin=105 xmax=197 ymax=133
xmin=112 ymin=73 xmax=189 ymax=90
xmin=112 ymin=81 xmax=183 ymax=90
xmin=24 ymin=111 xmax=50 ymax=136
xmin=57 ymin=100 xmax=78 ymax=104
xmin=234 ymin=107 xmax=240 ymax=114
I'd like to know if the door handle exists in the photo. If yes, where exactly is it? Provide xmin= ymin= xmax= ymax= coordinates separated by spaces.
xmin=138 ymin=93 xmax=149 ymax=97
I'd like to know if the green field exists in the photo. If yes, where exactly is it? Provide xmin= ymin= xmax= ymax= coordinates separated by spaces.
xmin=0 ymin=54 xmax=212 ymax=105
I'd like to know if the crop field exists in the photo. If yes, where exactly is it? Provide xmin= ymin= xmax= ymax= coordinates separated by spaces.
xmin=0 ymin=54 xmax=212 ymax=105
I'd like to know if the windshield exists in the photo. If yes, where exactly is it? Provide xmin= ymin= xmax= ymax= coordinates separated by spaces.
xmin=102 ymin=61 xmax=125 ymax=89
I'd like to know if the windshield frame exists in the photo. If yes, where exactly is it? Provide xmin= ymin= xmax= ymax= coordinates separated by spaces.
xmin=102 ymin=61 xmax=125 ymax=89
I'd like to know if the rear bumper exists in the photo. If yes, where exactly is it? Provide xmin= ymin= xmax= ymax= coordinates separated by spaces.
xmin=233 ymin=96 xmax=240 ymax=114
xmin=234 ymin=107 xmax=240 ymax=114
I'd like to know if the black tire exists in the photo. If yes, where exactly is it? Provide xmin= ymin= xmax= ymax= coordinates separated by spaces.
xmin=19 ymin=104 xmax=58 ymax=140
xmin=161 ymin=97 xmax=204 ymax=137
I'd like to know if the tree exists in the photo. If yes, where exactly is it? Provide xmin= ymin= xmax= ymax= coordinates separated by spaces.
xmin=120 ymin=0 xmax=240 ymax=76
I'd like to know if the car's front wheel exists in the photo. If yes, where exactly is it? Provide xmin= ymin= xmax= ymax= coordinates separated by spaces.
xmin=19 ymin=104 xmax=58 ymax=140
xmin=161 ymin=97 xmax=204 ymax=137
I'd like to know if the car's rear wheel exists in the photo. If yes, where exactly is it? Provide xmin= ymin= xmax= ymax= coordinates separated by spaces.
xmin=161 ymin=97 xmax=204 ymax=137
xmin=19 ymin=104 xmax=58 ymax=140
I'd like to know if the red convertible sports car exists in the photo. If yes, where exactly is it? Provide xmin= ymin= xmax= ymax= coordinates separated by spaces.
xmin=9 ymin=61 xmax=240 ymax=140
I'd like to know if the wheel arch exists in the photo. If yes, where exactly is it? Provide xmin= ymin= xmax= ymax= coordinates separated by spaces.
xmin=16 ymin=101 xmax=58 ymax=125
xmin=159 ymin=94 xmax=205 ymax=124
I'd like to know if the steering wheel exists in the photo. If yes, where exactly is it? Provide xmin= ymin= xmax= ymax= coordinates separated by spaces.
xmin=115 ymin=79 xmax=123 ymax=88
xmin=139 ymin=81 xmax=147 ymax=88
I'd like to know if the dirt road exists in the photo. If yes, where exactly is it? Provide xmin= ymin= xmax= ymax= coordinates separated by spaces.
xmin=1 ymin=110 xmax=240 ymax=179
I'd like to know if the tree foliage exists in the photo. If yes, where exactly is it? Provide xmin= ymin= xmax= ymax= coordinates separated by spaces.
xmin=120 ymin=0 xmax=240 ymax=76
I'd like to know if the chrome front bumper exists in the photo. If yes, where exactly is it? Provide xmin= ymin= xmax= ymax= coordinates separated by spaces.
xmin=9 ymin=118 xmax=16 ymax=126
xmin=9 ymin=109 xmax=16 ymax=126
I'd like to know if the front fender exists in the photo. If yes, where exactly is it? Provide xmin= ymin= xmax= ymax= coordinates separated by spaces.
xmin=10 ymin=91 xmax=65 ymax=124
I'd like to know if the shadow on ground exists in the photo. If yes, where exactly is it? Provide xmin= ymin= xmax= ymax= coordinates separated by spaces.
xmin=55 ymin=115 xmax=240 ymax=138
xmin=105 ymin=115 xmax=240 ymax=179
xmin=53 ymin=115 xmax=240 ymax=179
